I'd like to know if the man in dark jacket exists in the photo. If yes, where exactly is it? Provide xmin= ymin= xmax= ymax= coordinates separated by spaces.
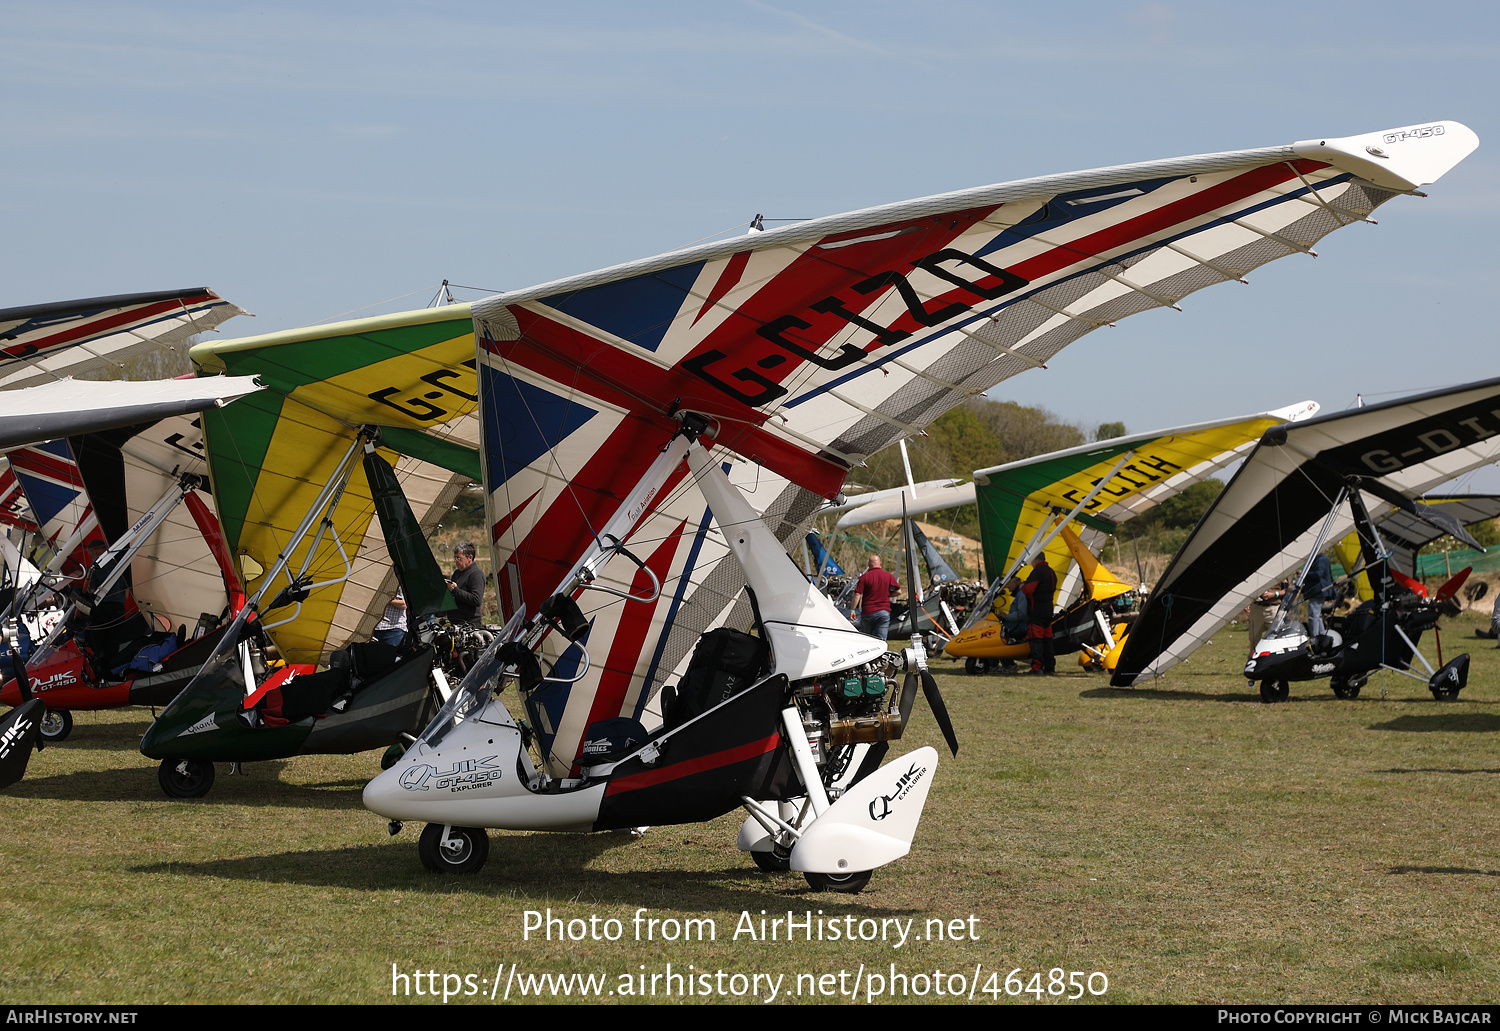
xmin=1022 ymin=552 xmax=1057 ymax=675
xmin=1300 ymin=553 xmax=1335 ymax=639
xmin=446 ymin=541 xmax=486 ymax=627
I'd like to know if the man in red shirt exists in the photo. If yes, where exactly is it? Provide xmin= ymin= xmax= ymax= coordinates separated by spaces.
xmin=852 ymin=555 xmax=899 ymax=641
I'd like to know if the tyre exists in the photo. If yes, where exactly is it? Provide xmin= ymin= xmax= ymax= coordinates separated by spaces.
xmin=38 ymin=708 xmax=73 ymax=743
xmin=804 ymin=869 xmax=872 ymax=893
xmin=418 ymin=823 xmax=489 ymax=875
xmin=1259 ymin=679 xmax=1289 ymax=704
xmin=1330 ymin=677 xmax=1361 ymax=700
xmin=751 ymin=848 xmax=791 ymax=873
xmin=964 ymin=657 xmax=990 ymax=676
xmin=1430 ymin=681 xmax=1463 ymax=701
xmin=158 ymin=758 xmax=214 ymax=799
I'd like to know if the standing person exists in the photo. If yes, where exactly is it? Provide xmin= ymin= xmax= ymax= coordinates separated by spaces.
xmin=998 ymin=576 xmax=1028 ymax=640
xmin=372 ymin=587 xmax=407 ymax=648
xmin=446 ymin=542 xmax=485 ymax=627
xmin=851 ymin=555 xmax=899 ymax=642
xmin=1490 ymin=586 xmax=1500 ymax=649
xmin=1022 ymin=552 xmax=1057 ymax=675
xmin=1301 ymin=552 xmax=1335 ymax=640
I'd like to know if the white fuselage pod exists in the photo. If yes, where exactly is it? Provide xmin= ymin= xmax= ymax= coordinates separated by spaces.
xmin=363 ymin=696 xmax=607 ymax=831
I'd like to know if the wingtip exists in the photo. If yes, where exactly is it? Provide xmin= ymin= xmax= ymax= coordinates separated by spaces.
xmin=1293 ymin=120 xmax=1479 ymax=191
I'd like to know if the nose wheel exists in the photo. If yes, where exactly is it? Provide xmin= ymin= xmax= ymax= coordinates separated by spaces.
xmin=158 ymin=758 xmax=215 ymax=798
xmin=1259 ymin=679 xmax=1290 ymax=704
xmin=804 ymin=869 xmax=872 ymax=894
xmin=418 ymin=823 xmax=490 ymax=875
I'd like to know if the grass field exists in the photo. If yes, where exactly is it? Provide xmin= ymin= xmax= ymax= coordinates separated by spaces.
xmin=3 ymin=613 xmax=1497 ymax=1005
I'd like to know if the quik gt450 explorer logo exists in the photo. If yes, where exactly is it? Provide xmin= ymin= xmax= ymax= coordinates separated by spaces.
xmin=868 ymin=760 xmax=929 ymax=821
xmin=31 ymin=670 xmax=78 ymax=693
xmin=399 ymin=756 xmax=504 ymax=793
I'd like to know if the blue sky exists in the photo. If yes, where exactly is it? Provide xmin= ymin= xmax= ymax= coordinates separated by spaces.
xmin=5 ymin=1 xmax=1499 ymax=482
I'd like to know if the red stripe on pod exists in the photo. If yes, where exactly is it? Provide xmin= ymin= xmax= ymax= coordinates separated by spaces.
xmin=603 ymin=732 xmax=782 ymax=795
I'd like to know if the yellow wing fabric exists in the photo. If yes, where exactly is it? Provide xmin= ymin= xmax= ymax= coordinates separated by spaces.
xmin=974 ymin=403 xmax=1318 ymax=602
xmin=192 ymin=306 xmax=481 ymax=664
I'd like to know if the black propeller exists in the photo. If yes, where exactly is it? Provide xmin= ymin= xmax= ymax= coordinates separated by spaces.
xmin=1 ymin=653 xmax=44 ymax=789
xmin=899 ymin=500 xmax=958 ymax=757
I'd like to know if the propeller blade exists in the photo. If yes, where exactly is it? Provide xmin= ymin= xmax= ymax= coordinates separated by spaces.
xmin=901 ymin=498 xmax=920 ymax=620
xmin=921 ymin=668 xmax=959 ymax=757
xmin=898 ymin=671 xmax=919 ymax=728
xmin=851 ymin=741 xmax=888 ymax=785
xmin=1435 ymin=566 xmax=1472 ymax=602
xmin=10 ymin=650 xmax=33 ymax=703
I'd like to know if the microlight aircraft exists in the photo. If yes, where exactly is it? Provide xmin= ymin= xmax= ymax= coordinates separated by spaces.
xmin=0 ymin=288 xmax=257 ymax=785
xmin=1112 ymin=377 xmax=1500 ymax=701
xmin=136 ymin=305 xmax=489 ymax=797
xmin=1 ymin=412 xmax=254 ymax=743
xmin=944 ymin=401 xmax=1321 ymax=672
xmin=356 ymin=121 xmax=1475 ymax=888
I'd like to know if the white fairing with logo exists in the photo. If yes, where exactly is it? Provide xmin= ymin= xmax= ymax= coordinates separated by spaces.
xmin=790 ymin=746 xmax=938 ymax=873
xmin=381 ymin=706 xmax=607 ymax=832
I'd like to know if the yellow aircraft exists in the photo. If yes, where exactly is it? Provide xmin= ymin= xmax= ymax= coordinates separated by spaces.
xmin=945 ymin=522 xmax=1135 ymax=672
xmin=941 ymin=401 xmax=1323 ymax=673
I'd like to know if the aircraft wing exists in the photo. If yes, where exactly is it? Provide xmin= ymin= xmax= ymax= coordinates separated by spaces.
xmin=189 ymin=306 xmax=479 ymax=664
xmin=972 ymin=400 xmax=1321 ymax=604
xmin=0 ymin=376 xmax=263 ymax=450
xmin=7 ymin=439 xmax=110 ymax=578
xmin=1335 ymin=494 xmax=1500 ymax=597
xmin=1112 ymin=377 xmax=1500 ymax=686
xmin=0 ymin=288 xmax=247 ymax=391
xmin=1372 ymin=494 xmax=1500 ymax=574
xmin=468 ymin=121 xmax=1474 ymax=771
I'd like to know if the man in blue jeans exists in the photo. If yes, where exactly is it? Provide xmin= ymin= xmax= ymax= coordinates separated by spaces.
xmin=852 ymin=555 xmax=899 ymax=641
xmin=1301 ymin=552 xmax=1335 ymax=639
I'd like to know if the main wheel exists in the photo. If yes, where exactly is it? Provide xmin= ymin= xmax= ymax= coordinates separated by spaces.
xmin=804 ymin=869 xmax=872 ymax=894
xmin=418 ymin=823 xmax=489 ymax=875
xmin=752 ymin=848 xmax=791 ymax=873
xmin=1430 ymin=681 xmax=1463 ymax=701
xmin=39 ymin=708 xmax=73 ymax=743
xmin=1330 ymin=677 xmax=1361 ymax=700
xmin=964 ymin=657 xmax=990 ymax=676
xmin=158 ymin=758 xmax=214 ymax=798
xmin=1259 ymin=679 xmax=1290 ymax=704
